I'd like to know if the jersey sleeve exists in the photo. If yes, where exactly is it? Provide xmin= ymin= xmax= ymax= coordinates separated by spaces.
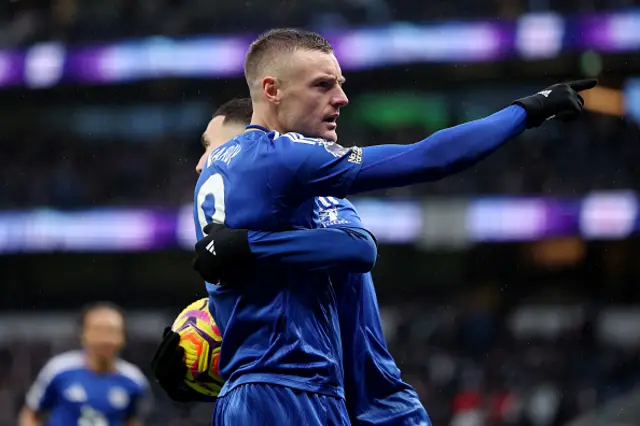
xmin=247 ymin=197 xmax=376 ymax=273
xmin=273 ymin=106 xmax=525 ymax=198
xmin=25 ymin=359 xmax=61 ymax=413
xmin=273 ymin=132 xmax=364 ymax=200
xmin=347 ymin=105 xmax=527 ymax=194
xmin=124 ymin=371 xmax=152 ymax=419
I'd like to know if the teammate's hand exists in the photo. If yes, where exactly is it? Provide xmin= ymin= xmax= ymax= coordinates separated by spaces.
xmin=151 ymin=327 xmax=215 ymax=403
xmin=192 ymin=224 xmax=252 ymax=283
xmin=512 ymin=79 xmax=598 ymax=128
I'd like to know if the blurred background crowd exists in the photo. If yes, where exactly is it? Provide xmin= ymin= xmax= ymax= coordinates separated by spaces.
xmin=2 ymin=108 xmax=640 ymax=208
xmin=1 ymin=0 xmax=639 ymax=45
xmin=1 ymin=0 xmax=640 ymax=425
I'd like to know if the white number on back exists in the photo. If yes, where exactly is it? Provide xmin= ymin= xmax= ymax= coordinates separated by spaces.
xmin=197 ymin=173 xmax=226 ymax=232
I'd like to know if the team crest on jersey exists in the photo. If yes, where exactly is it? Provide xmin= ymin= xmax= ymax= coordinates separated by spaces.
xmin=64 ymin=384 xmax=87 ymax=402
xmin=108 ymin=387 xmax=129 ymax=409
xmin=319 ymin=206 xmax=349 ymax=227
xmin=321 ymin=141 xmax=350 ymax=158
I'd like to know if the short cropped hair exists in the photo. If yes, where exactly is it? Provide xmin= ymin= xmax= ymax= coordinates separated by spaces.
xmin=213 ymin=98 xmax=253 ymax=125
xmin=244 ymin=29 xmax=333 ymax=88
xmin=79 ymin=301 xmax=125 ymax=330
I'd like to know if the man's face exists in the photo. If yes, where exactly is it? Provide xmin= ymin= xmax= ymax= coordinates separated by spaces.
xmin=276 ymin=50 xmax=348 ymax=142
xmin=196 ymin=115 xmax=247 ymax=174
xmin=81 ymin=308 xmax=125 ymax=361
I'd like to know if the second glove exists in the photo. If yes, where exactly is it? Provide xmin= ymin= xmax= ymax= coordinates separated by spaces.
xmin=192 ymin=223 xmax=252 ymax=283
xmin=151 ymin=327 xmax=216 ymax=403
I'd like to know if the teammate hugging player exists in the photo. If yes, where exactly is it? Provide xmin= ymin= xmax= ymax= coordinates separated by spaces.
xmin=158 ymin=28 xmax=594 ymax=426
xmin=153 ymin=98 xmax=429 ymax=425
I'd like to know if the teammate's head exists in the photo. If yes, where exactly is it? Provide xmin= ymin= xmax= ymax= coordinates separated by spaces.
xmin=245 ymin=28 xmax=348 ymax=142
xmin=79 ymin=301 xmax=125 ymax=364
xmin=196 ymin=98 xmax=253 ymax=174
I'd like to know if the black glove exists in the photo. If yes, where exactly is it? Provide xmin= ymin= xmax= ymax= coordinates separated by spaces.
xmin=192 ymin=223 xmax=252 ymax=283
xmin=513 ymin=79 xmax=598 ymax=128
xmin=151 ymin=327 xmax=215 ymax=403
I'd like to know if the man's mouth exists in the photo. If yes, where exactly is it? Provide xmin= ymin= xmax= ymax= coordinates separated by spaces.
xmin=323 ymin=114 xmax=339 ymax=128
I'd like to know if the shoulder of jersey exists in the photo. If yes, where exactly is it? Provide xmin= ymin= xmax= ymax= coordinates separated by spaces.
xmin=270 ymin=132 xmax=330 ymax=149
xmin=39 ymin=350 xmax=86 ymax=378
xmin=277 ymin=132 xmax=325 ymax=144
xmin=115 ymin=358 xmax=149 ymax=389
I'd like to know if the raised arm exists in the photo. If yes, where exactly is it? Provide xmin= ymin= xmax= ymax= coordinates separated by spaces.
xmin=349 ymin=105 xmax=525 ymax=193
xmin=275 ymin=80 xmax=595 ymax=199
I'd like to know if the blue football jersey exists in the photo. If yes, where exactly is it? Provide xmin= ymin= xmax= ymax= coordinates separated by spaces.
xmin=25 ymin=350 xmax=149 ymax=426
xmin=320 ymin=197 xmax=430 ymax=426
xmin=193 ymin=126 xmax=364 ymax=399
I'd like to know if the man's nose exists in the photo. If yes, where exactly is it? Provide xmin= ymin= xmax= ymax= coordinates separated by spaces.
xmin=332 ymin=87 xmax=349 ymax=108
xmin=195 ymin=155 xmax=207 ymax=174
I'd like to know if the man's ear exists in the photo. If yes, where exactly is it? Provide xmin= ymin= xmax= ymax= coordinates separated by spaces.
xmin=262 ymin=76 xmax=281 ymax=105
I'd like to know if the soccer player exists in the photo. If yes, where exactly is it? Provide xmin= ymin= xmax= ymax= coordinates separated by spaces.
xmin=192 ymin=29 xmax=592 ymax=425
xmin=153 ymin=98 xmax=429 ymax=425
xmin=194 ymin=201 xmax=431 ymax=426
xmin=194 ymin=29 xmax=592 ymax=425
xmin=19 ymin=302 xmax=149 ymax=426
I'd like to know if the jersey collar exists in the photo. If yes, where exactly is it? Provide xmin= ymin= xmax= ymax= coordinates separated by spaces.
xmin=245 ymin=125 xmax=269 ymax=133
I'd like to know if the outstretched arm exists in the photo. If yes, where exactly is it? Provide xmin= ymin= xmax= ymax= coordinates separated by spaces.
xmin=349 ymin=105 xmax=525 ymax=193
xmin=276 ymin=80 xmax=595 ymax=199
xmin=278 ymin=105 xmax=526 ymax=200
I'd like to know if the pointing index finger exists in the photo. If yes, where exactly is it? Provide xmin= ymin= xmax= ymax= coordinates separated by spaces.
xmin=568 ymin=79 xmax=598 ymax=92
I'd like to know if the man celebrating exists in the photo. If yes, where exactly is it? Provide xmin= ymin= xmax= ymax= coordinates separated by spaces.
xmin=154 ymin=98 xmax=429 ymax=425
xmin=194 ymin=28 xmax=594 ymax=426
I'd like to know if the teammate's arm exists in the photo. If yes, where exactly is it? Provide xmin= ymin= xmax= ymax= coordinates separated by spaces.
xmin=248 ymin=225 xmax=376 ymax=272
xmin=246 ymin=197 xmax=373 ymax=270
xmin=279 ymin=80 xmax=595 ymax=197
xmin=193 ymin=218 xmax=376 ymax=283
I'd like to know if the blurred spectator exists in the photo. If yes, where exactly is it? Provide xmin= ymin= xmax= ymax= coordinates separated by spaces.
xmin=1 ymin=0 xmax=639 ymax=46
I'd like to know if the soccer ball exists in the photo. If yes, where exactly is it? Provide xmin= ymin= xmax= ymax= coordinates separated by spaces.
xmin=171 ymin=298 xmax=224 ymax=397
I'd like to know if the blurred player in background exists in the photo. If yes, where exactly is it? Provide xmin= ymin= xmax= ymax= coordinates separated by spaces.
xmin=153 ymin=98 xmax=430 ymax=425
xmin=19 ymin=302 xmax=150 ymax=426
xmin=189 ymin=27 xmax=593 ymax=426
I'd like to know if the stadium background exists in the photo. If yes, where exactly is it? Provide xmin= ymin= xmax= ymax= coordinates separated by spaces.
xmin=1 ymin=0 xmax=640 ymax=425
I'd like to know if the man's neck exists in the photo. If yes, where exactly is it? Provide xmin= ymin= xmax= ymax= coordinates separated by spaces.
xmin=86 ymin=354 xmax=115 ymax=373
xmin=250 ymin=109 xmax=283 ymax=134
